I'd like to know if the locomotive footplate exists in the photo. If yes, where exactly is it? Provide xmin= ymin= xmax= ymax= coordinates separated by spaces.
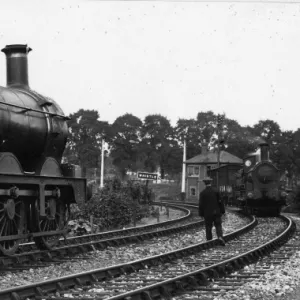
xmin=0 ymin=173 xmax=86 ymax=217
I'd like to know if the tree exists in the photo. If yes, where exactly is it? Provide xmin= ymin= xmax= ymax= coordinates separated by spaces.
xmin=141 ymin=114 xmax=179 ymax=179
xmin=109 ymin=113 xmax=143 ymax=178
xmin=273 ymin=129 xmax=300 ymax=179
xmin=175 ymin=118 xmax=202 ymax=160
xmin=250 ymin=120 xmax=282 ymax=146
xmin=196 ymin=111 xmax=218 ymax=145
xmin=221 ymin=118 xmax=257 ymax=159
xmin=175 ymin=112 xmax=254 ymax=161
xmin=63 ymin=109 xmax=108 ymax=176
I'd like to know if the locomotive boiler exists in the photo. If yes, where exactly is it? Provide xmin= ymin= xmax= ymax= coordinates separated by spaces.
xmin=0 ymin=44 xmax=86 ymax=255
xmin=237 ymin=142 xmax=287 ymax=215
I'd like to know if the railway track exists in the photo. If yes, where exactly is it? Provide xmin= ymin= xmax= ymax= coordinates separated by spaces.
xmin=18 ymin=203 xmax=191 ymax=252
xmin=0 ymin=209 xmax=249 ymax=278
xmin=0 ymin=210 xmax=255 ymax=300
xmin=34 ymin=215 xmax=293 ymax=300
xmin=0 ymin=204 xmax=197 ymax=268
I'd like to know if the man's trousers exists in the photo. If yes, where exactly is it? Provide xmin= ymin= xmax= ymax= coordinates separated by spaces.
xmin=204 ymin=214 xmax=223 ymax=241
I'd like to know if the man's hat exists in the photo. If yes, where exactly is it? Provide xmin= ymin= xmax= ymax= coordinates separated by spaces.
xmin=203 ymin=177 xmax=213 ymax=184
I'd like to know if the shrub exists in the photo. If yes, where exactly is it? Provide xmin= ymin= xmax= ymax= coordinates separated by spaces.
xmin=72 ymin=177 xmax=154 ymax=233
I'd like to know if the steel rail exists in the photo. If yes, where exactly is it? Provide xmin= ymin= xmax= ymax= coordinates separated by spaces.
xmin=0 ymin=212 xmax=255 ymax=300
xmin=13 ymin=203 xmax=192 ymax=253
xmin=1 ymin=217 xmax=204 ymax=268
xmin=0 ymin=205 xmax=194 ymax=267
xmin=95 ymin=215 xmax=295 ymax=300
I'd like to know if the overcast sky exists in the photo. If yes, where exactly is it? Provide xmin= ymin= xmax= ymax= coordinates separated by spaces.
xmin=0 ymin=0 xmax=299 ymax=131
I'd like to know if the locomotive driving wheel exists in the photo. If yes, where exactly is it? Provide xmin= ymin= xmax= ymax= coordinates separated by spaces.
xmin=34 ymin=197 xmax=69 ymax=250
xmin=0 ymin=197 xmax=25 ymax=255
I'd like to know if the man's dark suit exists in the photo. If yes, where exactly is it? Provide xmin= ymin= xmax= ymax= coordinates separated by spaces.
xmin=199 ymin=185 xmax=225 ymax=241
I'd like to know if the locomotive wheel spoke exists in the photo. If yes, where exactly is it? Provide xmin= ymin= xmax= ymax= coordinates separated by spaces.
xmin=0 ymin=222 xmax=6 ymax=236
xmin=34 ymin=197 xmax=68 ymax=250
xmin=2 ymin=222 xmax=7 ymax=236
xmin=12 ymin=219 xmax=18 ymax=231
xmin=0 ymin=197 xmax=25 ymax=256
xmin=6 ymin=221 xmax=10 ymax=235
xmin=42 ymin=220 xmax=47 ymax=232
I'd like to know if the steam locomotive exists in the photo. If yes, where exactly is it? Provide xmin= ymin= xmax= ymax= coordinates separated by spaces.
xmin=0 ymin=44 xmax=86 ymax=255
xmin=235 ymin=142 xmax=287 ymax=216
xmin=208 ymin=142 xmax=287 ymax=216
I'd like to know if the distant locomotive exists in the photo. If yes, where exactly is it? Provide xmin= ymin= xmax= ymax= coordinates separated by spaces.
xmin=0 ymin=44 xmax=86 ymax=255
xmin=236 ymin=142 xmax=287 ymax=215
xmin=208 ymin=142 xmax=287 ymax=216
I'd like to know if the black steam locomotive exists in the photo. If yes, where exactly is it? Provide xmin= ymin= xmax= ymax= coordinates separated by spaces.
xmin=236 ymin=142 xmax=287 ymax=216
xmin=0 ymin=44 xmax=86 ymax=255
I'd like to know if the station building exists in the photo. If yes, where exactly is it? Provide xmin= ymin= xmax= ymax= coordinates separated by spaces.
xmin=184 ymin=144 xmax=242 ymax=202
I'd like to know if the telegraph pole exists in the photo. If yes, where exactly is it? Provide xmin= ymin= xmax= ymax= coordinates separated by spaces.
xmin=216 ymin=114 xmax=223 ymax=191
xmin=100 ymin=138 xmax=105 ymax=189
xmin=217 ymin=138 xmax=220 ymax=190
xmin=181 ymin=128 xmax=188 ymax=201
xmin=181 ymin=137 xmax=187 ymax=197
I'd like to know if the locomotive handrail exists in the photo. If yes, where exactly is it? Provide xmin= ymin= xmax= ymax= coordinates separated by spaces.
xmin=0 ymin=100 xmax=70 ymax=120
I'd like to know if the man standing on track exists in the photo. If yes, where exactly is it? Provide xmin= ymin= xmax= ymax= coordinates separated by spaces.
xmin=199 ymin=177 xmax=226 ymax=246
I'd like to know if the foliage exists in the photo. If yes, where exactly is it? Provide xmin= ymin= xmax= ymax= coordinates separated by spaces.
xmin=68 ymin=219 xmax=96 ymax=236
xmin=273 ymin=129 xmax=300 ymax=177
xmin=63 ymin=108 xmax=300 ymax=187
xmin=224 ymin=123 xmax=257 ymax=159
xmin=108 ymin=113 xmax=143 ymax=178
xmin=72 ymin=178 xmax=153 ymax=233
xmin=250 ymin=120 xmax=282 ymax=145
xmin=63 ymin=109 xmax=109 ymax=175
xmin=196 ymin=111 xmax=218 ymax=145
xmin=175 ymin=118 xmax=201 ymax=159
xmin=150 ymin=206 xmax=160 ymax=218
xmin=141 ymin=114 xmax=180 ymax=178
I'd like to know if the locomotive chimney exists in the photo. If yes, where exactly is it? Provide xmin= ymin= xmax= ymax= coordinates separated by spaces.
xmin=1 ymin=44 xmax=32 ymax=88
xmin=260 ymin=142 xmax=269 ymax=161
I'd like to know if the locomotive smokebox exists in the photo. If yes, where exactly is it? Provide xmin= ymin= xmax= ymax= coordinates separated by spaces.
xmin=259 ymin=142 xmax=269 ymax=161
xmin=1 ymin=44 xmax=32 ymax=88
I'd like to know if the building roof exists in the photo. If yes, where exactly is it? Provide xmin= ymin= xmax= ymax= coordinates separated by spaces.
xmin=185 ymin=150 xmax=243 ymax=165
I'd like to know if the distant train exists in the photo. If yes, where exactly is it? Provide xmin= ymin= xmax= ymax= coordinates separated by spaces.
xmin=0 ymin=44 xmax=87 ymax=255
xmin=209 ymin=143 xmax=287 ymax=216
xmin=236 ymin=142 xmax=287 ymax=215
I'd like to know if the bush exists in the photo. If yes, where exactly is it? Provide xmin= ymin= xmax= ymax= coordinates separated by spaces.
xmin=150 ymin=206 xmax=160 ymax=218
xmin=71 ymin=177 xmax=154 ymax=233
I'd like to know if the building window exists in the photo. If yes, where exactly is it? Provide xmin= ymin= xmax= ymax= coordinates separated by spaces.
xmin=190 ymin=186 xmax=196 ymax=196
xmin=187 ymin=165 xmax=200 ymax=177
